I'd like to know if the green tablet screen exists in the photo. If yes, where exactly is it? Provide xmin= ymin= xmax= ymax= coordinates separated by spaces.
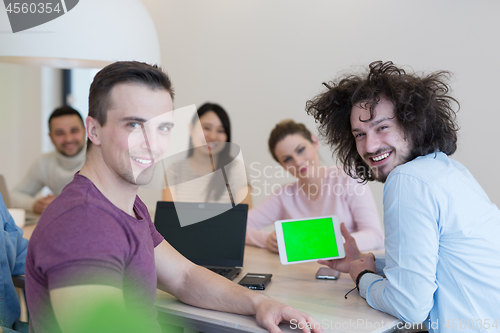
xmin=282 ymin=217 xmax=339 ymax=262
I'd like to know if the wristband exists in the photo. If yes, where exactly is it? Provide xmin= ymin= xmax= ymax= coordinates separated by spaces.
xmin=344 ymin=269 xmax=375 ymax=299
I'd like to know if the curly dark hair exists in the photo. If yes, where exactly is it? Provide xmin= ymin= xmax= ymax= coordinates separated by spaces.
xmin=306 ymin=61 xmax=460 ymax=182
xmin=88 ymin=61 xmax=174 ymax=150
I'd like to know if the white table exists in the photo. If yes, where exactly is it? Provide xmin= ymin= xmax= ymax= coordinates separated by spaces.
xmin=155 ymin=246 xmax=400 ymax=333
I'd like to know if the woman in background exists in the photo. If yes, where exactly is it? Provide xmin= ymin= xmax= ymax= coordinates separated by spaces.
xmin=247 ymin=119 xmax=383 ymax=253
xmin=162 ymin=103 xmax=252 ymax=207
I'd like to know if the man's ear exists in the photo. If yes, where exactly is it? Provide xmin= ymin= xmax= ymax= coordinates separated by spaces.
xmin=48 ymin=131 xmax=56 ymax=146
xmin=86 ymin=116 xmax=101 ymax=146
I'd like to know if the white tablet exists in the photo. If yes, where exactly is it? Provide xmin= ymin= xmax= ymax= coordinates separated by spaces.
xmin=274 ymin=215 xmax=345 ymax=265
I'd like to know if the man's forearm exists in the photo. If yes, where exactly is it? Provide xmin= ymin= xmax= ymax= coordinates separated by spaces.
xmin=11 ymin=167 xmax=44 ymax=211
xmin=10 ymin=190 xmax=36 ymax=211
xmin=169 ymin=264 xmax=265 ymax=315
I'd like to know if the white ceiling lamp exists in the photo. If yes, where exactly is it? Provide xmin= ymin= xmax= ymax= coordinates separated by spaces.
xmin=0 ymin=0 xmax=161 ymax=68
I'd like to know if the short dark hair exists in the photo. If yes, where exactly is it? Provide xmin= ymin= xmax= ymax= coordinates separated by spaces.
xmin=306 ymin=61 xmax=460 ymax=182
xmin=88 ymin=61 xmax=174 ymax=148
xmin=48 ymin=106 xmax=84 ymax=131
xmin=268 ymin=119 xmax=313 ymax=162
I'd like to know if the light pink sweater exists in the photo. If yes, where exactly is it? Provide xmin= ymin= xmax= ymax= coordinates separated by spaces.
xmin=246 ymin=166 xmax=384 ymax=251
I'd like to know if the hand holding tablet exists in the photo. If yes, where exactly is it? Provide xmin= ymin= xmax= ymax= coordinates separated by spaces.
xmin=274 ymin=215 xmax=345 ymax=265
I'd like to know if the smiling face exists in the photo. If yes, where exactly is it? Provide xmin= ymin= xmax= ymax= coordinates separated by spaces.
xmin=91 ymin=83 xmax=174 ymax=187
xmin=190 ymin=110 xmax=228 ymax=155
xmin=49 ymin=114 xmax=86 ymax=157
xmin=273 ymin=133 xmax=320 ymax=179
xmin=350 ymin=96 xmax=411 ymax=183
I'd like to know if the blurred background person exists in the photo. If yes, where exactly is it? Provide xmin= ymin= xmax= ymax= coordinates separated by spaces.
xmin=246 ymin=119 xmax=383 ymax=253
xmin=162 ymin=103 xmax=251 ymax=207
xmin=11 ymin=106 xmax=86 ymax=214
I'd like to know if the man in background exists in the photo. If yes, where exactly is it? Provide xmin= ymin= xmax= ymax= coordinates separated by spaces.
xmin=11 ymin=106 xmax=86 ymax=214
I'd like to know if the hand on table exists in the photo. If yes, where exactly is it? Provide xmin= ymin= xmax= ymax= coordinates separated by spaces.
xmin=255 ymin=296 xmax=324 ymax=333
xmin=266 ymin=230 xmax=279 ymax=254
xmin=317 ymin=222 xmax=363 ymax=273
xmin=33 ymin=194 xmax=56 ymax=214
xmin=348 ymin=253 xmax=376 ymax=283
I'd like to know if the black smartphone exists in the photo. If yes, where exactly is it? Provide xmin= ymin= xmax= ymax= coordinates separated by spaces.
xmin=315 ymin=267 xmax=340 ymax=280
xmin=238 ymin=273 xmax=272 ymax=290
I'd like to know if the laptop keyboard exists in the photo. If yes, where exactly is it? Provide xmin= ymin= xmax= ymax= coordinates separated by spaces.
xmin=208 ymin=267 xmax=233 ymax=276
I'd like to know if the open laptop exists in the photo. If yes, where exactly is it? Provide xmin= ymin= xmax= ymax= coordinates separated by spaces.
xmin=154 ymin=201 xmax=248 ymax=280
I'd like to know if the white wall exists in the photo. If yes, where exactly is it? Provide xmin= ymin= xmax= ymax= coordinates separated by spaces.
xmin=0 ymin=64 xmax=42 ymax=190
xmin=137 ymin=0 xmax=500 ymax=219
xmin=1 ymin=1 xmax=499 ymax=218
xmin=0 ymin=64 xmax=62 ymax=195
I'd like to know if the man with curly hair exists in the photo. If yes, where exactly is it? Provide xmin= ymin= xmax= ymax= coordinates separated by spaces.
xmin=307 ymin=61 xmax=500 ymax=331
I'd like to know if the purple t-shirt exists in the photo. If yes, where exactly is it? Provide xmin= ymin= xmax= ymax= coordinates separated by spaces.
xmin=25 ymin=174 xmax=164 ymax=333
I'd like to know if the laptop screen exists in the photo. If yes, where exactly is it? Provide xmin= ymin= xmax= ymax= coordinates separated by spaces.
xmin=154 ymin=201 xmax=248 ymax=267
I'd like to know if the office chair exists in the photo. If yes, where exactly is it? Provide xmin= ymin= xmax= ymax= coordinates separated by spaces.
xmin=11 ymin=275 xmax=29 ymax=333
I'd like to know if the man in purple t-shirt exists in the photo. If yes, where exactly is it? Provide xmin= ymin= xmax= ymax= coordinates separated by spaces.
xmin=25 ymin=61 xmax=323 ymax=333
